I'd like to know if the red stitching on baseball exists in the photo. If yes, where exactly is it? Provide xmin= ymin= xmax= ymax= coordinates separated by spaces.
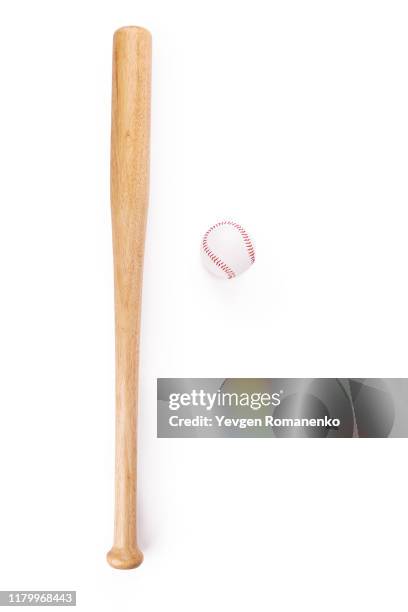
xmin=202 ymin=224 xmax=236 ymax=279
xmin=202 ymin=221 xmax=255 ymax=278
xmin=228 ymin=221 xmax=256 ymax=263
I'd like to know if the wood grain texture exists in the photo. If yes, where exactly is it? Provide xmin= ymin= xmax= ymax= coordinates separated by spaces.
xmin=107 ymin=26 xmax=151 ymax=570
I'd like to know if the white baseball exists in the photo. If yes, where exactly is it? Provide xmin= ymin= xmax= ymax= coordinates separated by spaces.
xmin=201 ymin=220 xmax=255 ymax=279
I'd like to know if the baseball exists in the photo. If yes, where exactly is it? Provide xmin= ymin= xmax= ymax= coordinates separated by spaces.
xmin=201 ymin=220 xmax=255 ymax=279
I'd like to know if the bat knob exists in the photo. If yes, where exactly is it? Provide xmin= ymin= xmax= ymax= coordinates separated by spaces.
xmin=106 ymin=546 xmax=144 ymax=569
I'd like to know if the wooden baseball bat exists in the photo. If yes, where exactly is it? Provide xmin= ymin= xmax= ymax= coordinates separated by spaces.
xmin=107 ymin=26 xmax=151 ymax=570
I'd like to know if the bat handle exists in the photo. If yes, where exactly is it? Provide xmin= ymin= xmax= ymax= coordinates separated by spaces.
xmin=107 ymin=26 xmax=151 ymax=570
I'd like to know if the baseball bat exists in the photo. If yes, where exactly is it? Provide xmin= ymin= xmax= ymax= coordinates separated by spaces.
xmin=107 ymin=26 xmax=151 ymax=570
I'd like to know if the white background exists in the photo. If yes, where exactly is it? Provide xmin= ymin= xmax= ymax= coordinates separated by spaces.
xmin=0 ymin=0 xmax=407 ymax=610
